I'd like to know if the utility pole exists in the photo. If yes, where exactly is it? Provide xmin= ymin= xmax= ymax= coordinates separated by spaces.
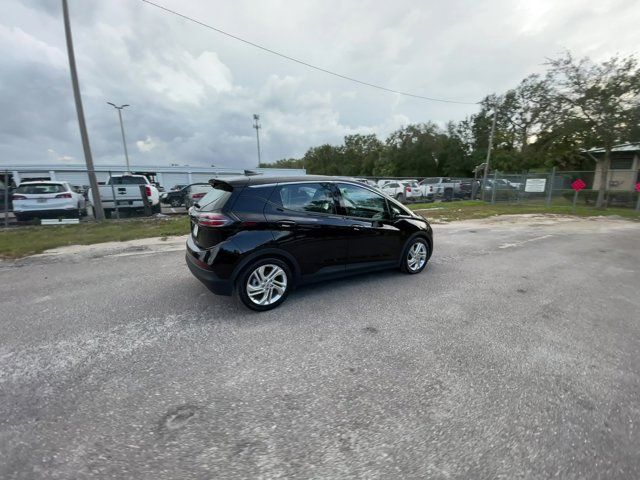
xmin=253 ymin=114 xmax=262 ymax=168
xmin=481 ymin=104 xmax=498 ymax=202
xmin=62 ymin=0 xmax=104 ymax=221
xmin=107 ymin=102 xmax=131 ymax=172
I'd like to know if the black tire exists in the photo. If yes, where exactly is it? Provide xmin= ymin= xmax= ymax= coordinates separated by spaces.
xmin=152 ymin=203 xmax=162 ymax=214
xmin=236 ymin=258 xmax=292 ymax=311
xmin=400 ymin=237 xmax=430 ymax=274
xmin=170 ymin=198 xmax=182 ymax=208
xmin=104 ymin=208 xmax=112 ymax=219
xmin=14 ymin=213 xmax=27 ymax=222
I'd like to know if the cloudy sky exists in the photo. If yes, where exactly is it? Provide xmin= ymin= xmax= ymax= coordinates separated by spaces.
xmin=1 ymin=0 xmax=639 ymax=169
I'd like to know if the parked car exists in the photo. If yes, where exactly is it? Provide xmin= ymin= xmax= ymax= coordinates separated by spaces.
xmin=161 ymin=186 xmax=188 ymax=207
xmin=184 ymin=183 xmax=214 ymax=209
xmin=186 ymin=175 xmax=433 ymax=311
xmin=419 ymin=177 xmax=462 ymax=201
xmin=12 ymin=181 xmax=86 ymax=221
xmin=381 ymin=181 xmax=422 ymax=202
xmin=88 ymin=174 xmax=160 ymax=218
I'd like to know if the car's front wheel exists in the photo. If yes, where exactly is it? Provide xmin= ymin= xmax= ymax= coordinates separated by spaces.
xmin=401 ymin=237 xmax=429 ymax=274
xmin=170 ymin=198 xmax=182 ymax=207
xmin=237 ymin=258 xmax=292 ymax=311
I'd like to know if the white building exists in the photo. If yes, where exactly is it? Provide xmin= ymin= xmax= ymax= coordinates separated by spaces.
xmin=1 ymin=164 xmax=306 ymax=189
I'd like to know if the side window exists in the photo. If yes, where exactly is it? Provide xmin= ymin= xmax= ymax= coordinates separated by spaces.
xmin=275 ymin=183 xmax=335 ymax=214
xmin=337 ymin=183 xmax=388 ymax=219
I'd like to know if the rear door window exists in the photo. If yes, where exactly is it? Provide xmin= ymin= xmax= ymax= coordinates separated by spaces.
xmin=273 ymin=183 xmax=336 ymax=214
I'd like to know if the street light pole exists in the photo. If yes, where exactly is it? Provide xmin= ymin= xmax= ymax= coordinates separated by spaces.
xmin=481 ymin=104 xmax=498 ymax=202
xmin=107 ymin=102 xmax=131 ymax=172
xmin=253 ymin=114 xmax=262 ymax=168
xmin=62 ymin=0 xmax=104 ymax=221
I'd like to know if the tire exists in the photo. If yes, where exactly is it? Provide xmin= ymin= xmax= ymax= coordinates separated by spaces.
xmin=400 ymin=237 xmax=430 ymax=274
xmin=152 ymin=203 xmax=162 ymax=214
xmin=104 ymin=208 xmax=112 ymax=219
xmin=237 ymin=258 xmax=292 ymax=311
xmin=170 ymin=198 xmax=182 ymax=208
xmin=14 ymin=213 xmax=27 ymax=222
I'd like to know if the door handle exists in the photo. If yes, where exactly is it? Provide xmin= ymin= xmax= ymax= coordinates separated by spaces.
xmin=277 ymin=220 xmax=296 ymax=228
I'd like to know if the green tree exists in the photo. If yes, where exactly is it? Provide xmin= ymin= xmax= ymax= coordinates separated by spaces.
xmin=544 ymin=53 xmax=640 ymax=207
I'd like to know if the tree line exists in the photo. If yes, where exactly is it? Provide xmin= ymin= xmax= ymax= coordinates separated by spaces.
xmin=261 ymin=52 xmax=640 ymax=205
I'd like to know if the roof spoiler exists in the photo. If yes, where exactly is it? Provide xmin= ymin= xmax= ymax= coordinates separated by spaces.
xmin=208 ymin=178 xmax=234 ymax=192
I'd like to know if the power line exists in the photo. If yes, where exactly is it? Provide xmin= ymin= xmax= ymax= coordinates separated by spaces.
xmin=139 ymin=0 xmax=479 ymax=105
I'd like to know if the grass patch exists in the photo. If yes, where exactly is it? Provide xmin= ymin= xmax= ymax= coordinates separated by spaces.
xmin=409 ymin=200 xmax=640 ymax=222
xmin=0 ymin=216 xmax=190 ymax=259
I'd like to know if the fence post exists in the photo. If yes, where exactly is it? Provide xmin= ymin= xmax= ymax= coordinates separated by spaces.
xmin=4 ymin=170 xmax=8 ymax=228
xmin=108 ymin=171 xmax=120 ymax=220
xmin=546 ymin=167 xmax=556 ymax=207
xmin=491 ymin=170 xmax=498 ymax=204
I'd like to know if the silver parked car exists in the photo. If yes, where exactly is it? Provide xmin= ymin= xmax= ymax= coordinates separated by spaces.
xmin=12 ymin=181 xmax=87 ymax=221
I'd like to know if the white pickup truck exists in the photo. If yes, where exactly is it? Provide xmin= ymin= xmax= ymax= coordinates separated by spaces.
xmin=88 ymin=174 xmax=161 ymax=217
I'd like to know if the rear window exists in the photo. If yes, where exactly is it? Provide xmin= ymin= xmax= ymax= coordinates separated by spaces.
xmin=197 ymin=186 xmax=232 ymax=211
xmin=15 ymin=184 xmax=67 ymax=194
xmin=110 ymin=176 xmax=148 ymax=185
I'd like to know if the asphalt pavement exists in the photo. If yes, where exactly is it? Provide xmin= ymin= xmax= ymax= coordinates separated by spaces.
xmin=1 ymin=215 xmax=639 ymax=479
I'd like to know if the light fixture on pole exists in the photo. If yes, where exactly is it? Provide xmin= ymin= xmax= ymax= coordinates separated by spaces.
xmin=253 ymin=114 xmax=262 ymax=168
xmin=107 ymin=102 xmax=131 ymax=172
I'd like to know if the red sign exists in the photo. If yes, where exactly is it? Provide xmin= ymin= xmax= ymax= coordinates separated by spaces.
xmin=635 ymin=182 xmax=640 ymax=192
xmin=571 ymin=179 xmax=586 ymax=191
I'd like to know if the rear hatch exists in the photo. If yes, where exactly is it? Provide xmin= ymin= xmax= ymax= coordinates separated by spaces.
xmin=189 ymin=180 xmax=236 ymax=249
xmin=12 ymin=183 xmax=73 ymax=210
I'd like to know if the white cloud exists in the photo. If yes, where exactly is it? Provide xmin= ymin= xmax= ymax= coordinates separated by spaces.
xmin=1 ymin=0 xmax=639 ymax=167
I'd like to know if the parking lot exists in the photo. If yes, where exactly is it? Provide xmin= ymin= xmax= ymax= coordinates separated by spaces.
xmin=1 ymin=215 xmax=639 ymax=479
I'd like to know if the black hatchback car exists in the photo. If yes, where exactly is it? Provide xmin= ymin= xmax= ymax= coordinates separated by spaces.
xmin=186 ymin=176 xmax=433 ymax=311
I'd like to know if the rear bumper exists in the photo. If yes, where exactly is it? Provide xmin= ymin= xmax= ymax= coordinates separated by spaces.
xmin=185 ymin=248 xmax=233 ymax=296
xmin=13 ymin=207 xmax=77 ymax=217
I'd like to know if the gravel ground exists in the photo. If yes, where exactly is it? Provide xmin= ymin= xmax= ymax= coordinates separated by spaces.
xmin=0 ymin=215 xmax=639 ymax=479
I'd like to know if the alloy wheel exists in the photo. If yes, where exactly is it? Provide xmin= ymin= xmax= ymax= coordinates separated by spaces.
xmin=407 ymin=241 xmax=427 ymax=272
xmin=246 ymin=264 xmax=288 ymax=306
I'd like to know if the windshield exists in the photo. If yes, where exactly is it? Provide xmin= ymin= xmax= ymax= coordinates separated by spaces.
xmin=15 ymin=183 xmax=66 ymax=194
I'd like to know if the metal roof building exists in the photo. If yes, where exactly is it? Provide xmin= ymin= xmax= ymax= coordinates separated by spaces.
xmin=1 ymin=164 xmax=306 ymax=189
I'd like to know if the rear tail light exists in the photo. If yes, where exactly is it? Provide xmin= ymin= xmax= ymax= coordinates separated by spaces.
xmin=196 ymin=212 xmax=232 ymax=227
xmin=192 ymin=193 xmax=206 ymax=199
xmin=55 ymin=193 xmax=73 ymax=198
xmin=12 ymin=194 xmax=27 ymax=200
xmin=405 ymin=186 xmax=411 ymax=192
xmin=145 ymin=185 xmax=152 ymax=197
xmin=429 ymin=186 xmax=433 ymax=192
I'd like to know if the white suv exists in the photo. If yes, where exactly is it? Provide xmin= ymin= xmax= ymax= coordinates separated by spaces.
xmin=381 ymin=181 xmax=423 ymax=202
xmin=12 ymin=181 xmax=87 ymax=221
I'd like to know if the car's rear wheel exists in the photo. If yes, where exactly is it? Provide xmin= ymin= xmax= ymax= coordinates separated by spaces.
xmin=237 ymin=258 xmax=292 ymax=311
xmin=170 ymin=198 xmax=182 ymax=207
xmin=401 ymin=237 xmax=429 ymax=274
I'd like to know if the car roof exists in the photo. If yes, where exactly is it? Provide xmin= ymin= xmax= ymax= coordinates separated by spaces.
xmin=215 ymin=175 xmax=343 ymax=187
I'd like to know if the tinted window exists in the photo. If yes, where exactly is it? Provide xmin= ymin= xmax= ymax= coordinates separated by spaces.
xmin=198 ymin=186 xmax=232 ymax=211
xmin=275 ymin=183 xmax=335 ymax=214
xmin=385 ymin=183 xmax=398 ymax=188
xmin=337 ymin=183 xmax=388 ymax=219
xmin=15 ymin=183 xmax=66 ymax=194
xmin=232 ymin=185 xmax=275 ymax=214
xmin=110 ymin=176 xmax=147 ymax=185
